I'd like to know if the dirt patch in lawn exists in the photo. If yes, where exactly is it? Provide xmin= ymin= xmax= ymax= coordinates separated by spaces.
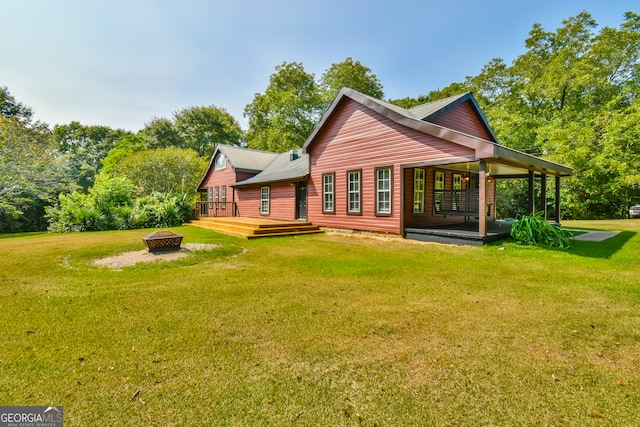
xmin=93 ymin=243 xmax=219 ymax=268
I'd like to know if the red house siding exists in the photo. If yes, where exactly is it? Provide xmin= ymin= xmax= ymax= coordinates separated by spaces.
xmin=307 ymin=98 xmax=475 ymax=234
xmin=429 ymin=100 xmax=493 ymax=141
xmin=202 ymin=161 xmax=239 ymax=202
xmin=235 ymin=183 xmax=297 ymax=221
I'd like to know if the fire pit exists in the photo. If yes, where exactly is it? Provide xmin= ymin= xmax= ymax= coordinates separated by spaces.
xmin=142 ymin=230 xmax=183 ymax=253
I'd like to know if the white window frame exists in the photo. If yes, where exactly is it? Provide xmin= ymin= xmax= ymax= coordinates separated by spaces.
xmin=434 ymin=170 xmax=445 ymax=213
xmin=375 ymin=167 xmax=392 ymax=216
xmin=221 ymin=185 xmax=227 ymax=209
xmin=347 ymin=170 xmax=361 ymax=215
xmin=322 ymin=173 xmax=335 ymax=214
xmin=413 ymin=168 xmax=425 ymax=214
xmin=260 ymin=186 xmax=270 ymax=215
xmin=215 ymin=153 xmax=227 ymax=170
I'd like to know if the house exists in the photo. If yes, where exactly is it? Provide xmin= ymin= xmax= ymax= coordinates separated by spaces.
xmin=196 ymin=88 xmax=572 ymax=244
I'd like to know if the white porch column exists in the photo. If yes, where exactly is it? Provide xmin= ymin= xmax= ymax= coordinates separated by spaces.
xmin=479 ymin=160 xmax=487 ymax=236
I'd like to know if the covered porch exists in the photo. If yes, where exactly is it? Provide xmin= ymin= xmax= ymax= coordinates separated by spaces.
xmin=401 ymin=148 xmax=573 ymax=245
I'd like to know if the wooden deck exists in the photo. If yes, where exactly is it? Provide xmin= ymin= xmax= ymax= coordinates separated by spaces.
xmin=189 ymin=217 xmax=324 ymax=239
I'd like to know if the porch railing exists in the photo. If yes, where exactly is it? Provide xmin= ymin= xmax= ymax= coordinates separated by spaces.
xmin=434 ymin=189 xmax=480 ymax=216
xmin=195 ymin=201 xmax=237 ymax=218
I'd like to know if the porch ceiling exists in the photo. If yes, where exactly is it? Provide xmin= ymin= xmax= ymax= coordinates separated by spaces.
xmin=439 ymin=159 xmax=570 ymax=178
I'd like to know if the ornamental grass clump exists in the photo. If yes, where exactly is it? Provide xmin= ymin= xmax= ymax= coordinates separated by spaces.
xmin=510 ymin=213 xmax=572 ymax=249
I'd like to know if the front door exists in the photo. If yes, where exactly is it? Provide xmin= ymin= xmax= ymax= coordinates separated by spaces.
xmin=296 ymin=181 xmax=307 ymax=219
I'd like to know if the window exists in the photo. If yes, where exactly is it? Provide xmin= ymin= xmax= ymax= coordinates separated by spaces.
xmin=413 ymin=168 xmax=425 ymax=214
xmin=260 ymin=186 xmax=270 ymax=215
xmin=434 ymin=171 xmax=444 ymax=213
xmin=347 ymin=170 xmax=361 ymax=215
xmin=375 ymin=167 xmax=392 ymax=215
xmin=207 ymin=187 xmax=213 ymax=208
xmin=215 ymin=153 xmax=226 ymax=170
xmin=453 ymin=174 xmax=462 ymax=211
xmin=322 ymin=173 xmax=335 ymax=214
xmin=221 ymin=185 xmax=227 ymax=209
xmin=214 ymin=186 xmax=219 ymax=203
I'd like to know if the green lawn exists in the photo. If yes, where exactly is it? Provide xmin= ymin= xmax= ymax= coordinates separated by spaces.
xmin=1 ymin=220 xmax=639 ymax=426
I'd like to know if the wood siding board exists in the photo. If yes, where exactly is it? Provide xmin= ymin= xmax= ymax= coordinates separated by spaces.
xmin=236 ymin=183 xmax=297 ymax=221
xmin=429 ymin=100 xmax=493 ymax=140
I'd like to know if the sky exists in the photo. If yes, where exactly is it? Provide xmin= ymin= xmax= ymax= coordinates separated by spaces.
xmin=1 ymin=0 xmax=637 ymax=132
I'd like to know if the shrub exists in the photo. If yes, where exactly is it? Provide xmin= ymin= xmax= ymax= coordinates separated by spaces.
xmin=510 ymin=213 xmax=572 ymax=249
xmin=46 ymin=177 xmax=193 ymax=232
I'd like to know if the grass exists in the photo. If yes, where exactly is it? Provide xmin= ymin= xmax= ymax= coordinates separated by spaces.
xmin=0 ymin=221 xmax=639 ymax=426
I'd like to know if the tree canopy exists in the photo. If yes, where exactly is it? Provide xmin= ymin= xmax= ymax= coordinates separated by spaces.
xmin=244 ymin=58 xmax=386 ymax=152
xmin=319 ymin=57 xmax=384 ymax=105
xmin=140 ymin=106 xmax=243 ymax=158
xmin=244 ymin=61 xmax=323 ymax=152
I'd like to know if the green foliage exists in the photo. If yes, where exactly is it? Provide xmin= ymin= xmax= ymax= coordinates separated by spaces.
xmin=510 ymin=213 xmax=572 ymax=248
xmin=54 ymin=121 xmax=128 ymax=191
xmin=320 ymin=57 xmax=384 ymax=105
xmin=0 ymin=86 xmax=34 ymax=122
xmin=111 ymin=147 xmax=207 ymax=195
xmin=45 ymin=177 xmax=192 ymax=232
xmin=244 ymin=61 xmax=323 ymax=152
xmin=173 ymin=105 xmax=243 ymax=157
xmin=0 ymin=116 xmax=70 ymax=232
xmin=139 ymin=116 xmax=181 ymax=148
xmin=140 ymin=107 xmax=243 ymax=158
xmin=100 ymin=134 xmax=148 ymax=175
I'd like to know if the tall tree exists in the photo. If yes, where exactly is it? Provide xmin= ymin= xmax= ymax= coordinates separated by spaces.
xmin=0 ymin=116 xmax=68 ymax=232
xmin=319 ymin=57 xmax=384 ymax=105
xmin=0 ymin=86 xmax=33 ymax=123
xmin=173 ymin=105 xmax=243 ymax=157
xmin=54 ymin=122 xmax=127 ymax=191
xmin=139 ymin=117 xmax=181 ymax=149
xmin=244 ymin=61 xmax=323 ymax=152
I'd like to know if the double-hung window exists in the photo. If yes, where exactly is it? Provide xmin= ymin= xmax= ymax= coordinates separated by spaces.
xmin=347 ymin=170 xmax=361 ymax=215
xmin=260 ymin=186 xmax=270 ymax=215
xmin=434 ymin=171 xmax=444 ymax=213
xmin=322 ymin=173 xmax=335 ymax=214
xmin=375 ymin=167 xmax=392 ymax=216
xmin=221 ymin=185 xmax=227 ymax=209
xmin=413 ymin=168 xmax=425 ymax=214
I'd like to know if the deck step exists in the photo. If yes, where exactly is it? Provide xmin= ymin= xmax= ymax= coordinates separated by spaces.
xmin=189 ymin=217 xmax=323 ymax=238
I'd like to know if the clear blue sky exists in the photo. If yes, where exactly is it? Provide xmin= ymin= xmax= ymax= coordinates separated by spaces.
xmin=1 ymin=0 xmax=636 ymax=132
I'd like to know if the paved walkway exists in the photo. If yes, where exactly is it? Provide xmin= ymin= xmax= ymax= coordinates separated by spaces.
xmin=570 ymin=229 xmax=619 ymax=242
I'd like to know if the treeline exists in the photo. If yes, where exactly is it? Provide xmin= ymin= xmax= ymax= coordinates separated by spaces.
xmin=1 ymin=10 xmax=638 ymax=233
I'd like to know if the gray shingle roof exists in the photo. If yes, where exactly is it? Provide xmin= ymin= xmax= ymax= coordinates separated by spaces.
xmin=218 ymin=145 xmax=280 ymax=172
xmin=233 ymin=152 xmax=309 ymax=187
